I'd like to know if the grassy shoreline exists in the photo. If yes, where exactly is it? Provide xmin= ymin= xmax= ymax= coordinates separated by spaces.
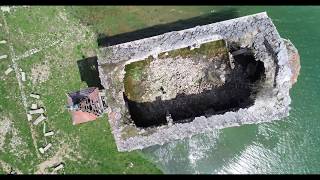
xmin=0 ymin=6 xmax=164 ymax=174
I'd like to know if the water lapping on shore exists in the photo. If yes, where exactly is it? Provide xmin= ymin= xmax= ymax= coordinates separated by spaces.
xmin=142 ymin=6 xmax=320 ymax=174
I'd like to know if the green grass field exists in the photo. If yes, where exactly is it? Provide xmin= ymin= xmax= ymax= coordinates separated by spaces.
xmin=0 ymin=6 xmax=225 ymax=174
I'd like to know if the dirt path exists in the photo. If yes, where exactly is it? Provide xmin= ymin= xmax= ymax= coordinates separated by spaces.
xmin=14 ymin=39 xmax=61 ymax=62
xmin=35 ymin=143 xmax=69 ymax=174
xmin=1 ymin=11 xmax=40 ymax=159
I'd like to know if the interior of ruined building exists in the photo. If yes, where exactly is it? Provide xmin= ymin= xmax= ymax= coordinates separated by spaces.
xmin=67 ymin=87 xmax=108 ymax=117
xmin=123 ymin=42 xmax=266 ymax=128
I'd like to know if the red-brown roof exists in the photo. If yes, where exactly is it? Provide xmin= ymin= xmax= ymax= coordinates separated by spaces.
xmin=71 ymin=111 xmax=97 ymax=125
xmin=67 ymin=87 xmax=101 ymax=125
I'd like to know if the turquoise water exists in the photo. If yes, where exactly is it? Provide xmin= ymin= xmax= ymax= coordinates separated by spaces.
xmin=142 ymin=6 xmax=320 ymax=174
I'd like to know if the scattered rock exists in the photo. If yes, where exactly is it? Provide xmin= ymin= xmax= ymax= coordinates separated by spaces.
xmin=21 ymin=72 xmax=26 ymax=82
xmin=35 ymin=141 xmax=82 ymax=174
xmin=140 ymin=129 xmax=146 ymax=134
xmin=39 ymin=143 xmax=52 ymax=154
xmin=8 ymin=129 xmax=26 ymax=157
xmin=128 ymin=162 xmax=133 ymax=168
xmin=4 ymin=67 xmax=12 ymax=75
xmin=0 ymin=55 xmax=8 ymax=60
xmin=27 ymin=114 xmax=32 ymax=121
xmin=52 ymin=163 xmax=64 ymax=172
xmin=0 ymin=116 xmax=12 ymax=150
xmin=33 ymin=114 xmax=46 ymax=125
xmin=44 ymin=131 xmax=54 ymax=137
xmin=0 ymin=160 xmax=22 ymax=174
xmin=1 ymin=115 xmax=29 ymax=158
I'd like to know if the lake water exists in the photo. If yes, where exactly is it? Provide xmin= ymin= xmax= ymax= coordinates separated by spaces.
xmin=141 ymin=6 xmax=320 ymax=174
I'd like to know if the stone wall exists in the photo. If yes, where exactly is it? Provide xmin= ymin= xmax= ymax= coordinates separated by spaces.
xmin=97 ymin=12 xmax=300 ymax=152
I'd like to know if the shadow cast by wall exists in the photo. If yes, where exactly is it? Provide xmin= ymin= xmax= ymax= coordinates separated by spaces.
xmin=98 ymin=8 xmax=239 ymax=47
xmin=77 ymin=56 xmax=104 ymax=89
xmin=124 ymin=80 xmax=257 ymax=128
xmin=76 ymin=8 xmax=238 ymax=89
xmin=75 ymin=48 xmax=265 ymax=129
xmin=124 ymin=50 xmax=266 ymax=128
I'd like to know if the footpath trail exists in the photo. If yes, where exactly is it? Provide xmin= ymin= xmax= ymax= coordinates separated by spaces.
xmin=1 ymin=10 xmax=40 ymax=159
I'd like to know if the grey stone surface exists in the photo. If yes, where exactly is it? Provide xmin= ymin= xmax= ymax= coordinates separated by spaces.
xmin=97 ymin=12 xmax=299 ymax=152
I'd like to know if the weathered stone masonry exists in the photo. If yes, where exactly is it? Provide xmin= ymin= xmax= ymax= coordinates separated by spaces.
xmin=97 ymin=12 xmax=300 ymax=152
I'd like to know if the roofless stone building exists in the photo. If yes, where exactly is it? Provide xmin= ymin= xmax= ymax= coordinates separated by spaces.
xmin=97 ymin=12 xmax=300 ymax=152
